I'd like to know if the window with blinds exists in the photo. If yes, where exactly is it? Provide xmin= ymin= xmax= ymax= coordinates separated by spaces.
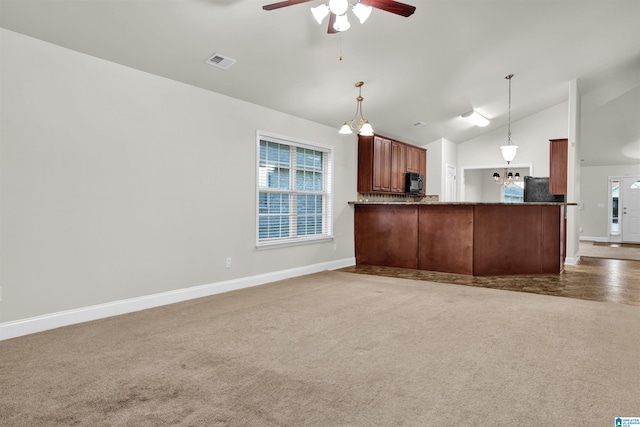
xmin=503 ymin=181 xmax=524 ymax=203
xmin=257 ymin=132 xmax=333 ymax=248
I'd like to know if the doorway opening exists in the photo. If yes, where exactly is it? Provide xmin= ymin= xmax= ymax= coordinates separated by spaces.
xmin=461 ymin=164 xmax=533 ymax=203
xmin=610 ymin=176 xmax=640 ymax=243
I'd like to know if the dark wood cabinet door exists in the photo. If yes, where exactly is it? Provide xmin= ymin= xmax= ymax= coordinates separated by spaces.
xmin=406 ymin=145 xmax=427 ymax=195
xmin=406 ymin=145 xmax=422 ymax=173
xmin=391 ymin=141 xmax=407 ymax=193
xmin=549 ymin=138 xmax=568 ymax=195
xmin=372 ymin=136 xmax=391 ymax=192
xmin=418 ymin=149 xmax=427 ymax=178
xmin=357 ymin=135 xmax=373 ymax=193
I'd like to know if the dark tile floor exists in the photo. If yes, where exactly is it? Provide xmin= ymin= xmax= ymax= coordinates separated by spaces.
xmin=338 ymin=256 xmax=640 ymax=306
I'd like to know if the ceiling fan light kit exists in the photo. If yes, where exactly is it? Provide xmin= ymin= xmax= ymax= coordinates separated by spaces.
xmin=352 ymin=3 xmax=373 ymax=23
xmin=311 ymin=1 xmax=370 ymax=30
xmin=329 ymin=0 xmax=349 ymax=15
xmin=333 ymin=13 xmax=351 ymax=31
xmin=263 ymin=0 xmax=415 ymax=34
xmin=310 ymin=4 xmax=330 ymax=23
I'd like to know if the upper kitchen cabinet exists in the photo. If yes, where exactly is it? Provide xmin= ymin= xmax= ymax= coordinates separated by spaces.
xmin=391 ymin=141 xmax=407 ymax=193
xmin=358 ymin=134 xmax=427 ymax=195
xmin=358 ymin=135 xmax=391 ymax=193
xmin=406 ymin=145 xmax=427 ymax=177
xmin=549 ymin=138 xmax=568 ymax=195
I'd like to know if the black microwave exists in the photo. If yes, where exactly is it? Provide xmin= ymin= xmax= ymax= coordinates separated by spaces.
xmin=405 ymin=172 xmax=424 ymax=194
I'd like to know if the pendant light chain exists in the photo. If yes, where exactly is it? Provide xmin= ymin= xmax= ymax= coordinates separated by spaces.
xmin=496 ymin=73 xmax=519 ymax=176
xmin=506 ymin=74 xmax=513 ymax=146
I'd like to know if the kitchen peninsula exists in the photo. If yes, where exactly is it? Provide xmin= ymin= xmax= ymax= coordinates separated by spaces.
xmin=350 ymin=202 xmax=570 ymax=276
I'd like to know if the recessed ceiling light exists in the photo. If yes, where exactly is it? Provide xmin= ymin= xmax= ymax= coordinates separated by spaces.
xmin=461 ymin=110 xmax=490 ymax=127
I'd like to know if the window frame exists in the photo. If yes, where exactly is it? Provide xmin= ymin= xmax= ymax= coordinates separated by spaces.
xmin=255 ymin=131 xmax=334 ymax=249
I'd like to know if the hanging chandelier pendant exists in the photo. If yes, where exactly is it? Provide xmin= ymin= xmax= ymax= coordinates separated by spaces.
xmin=339 ymin=81 xmax=374 ymax=135
xmin=493 ymin=168 xmax=522 ymax=187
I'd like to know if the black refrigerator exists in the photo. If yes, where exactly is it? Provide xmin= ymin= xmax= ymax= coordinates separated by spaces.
xmin=523 ymin=176 xmax=566 ymax=202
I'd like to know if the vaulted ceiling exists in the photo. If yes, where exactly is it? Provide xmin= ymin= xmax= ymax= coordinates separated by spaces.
xmin=1 ymin=0 xmax=639 ymax=166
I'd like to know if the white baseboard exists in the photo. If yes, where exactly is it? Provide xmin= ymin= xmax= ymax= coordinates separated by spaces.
xmin=0 ymin=257 xmax=355 ymax=341
xmin=579 ymin=236 xmax=609 ymax=243
xmin=565 ymin=255 xmax=580 ymax=265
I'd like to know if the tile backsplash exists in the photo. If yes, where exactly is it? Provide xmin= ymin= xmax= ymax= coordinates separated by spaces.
xmin=357 ymin=193 xmax=439 ymax=202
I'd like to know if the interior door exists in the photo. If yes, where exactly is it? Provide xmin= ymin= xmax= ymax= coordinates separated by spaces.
xmin=622 ymin=176 xmax=640 ymax=243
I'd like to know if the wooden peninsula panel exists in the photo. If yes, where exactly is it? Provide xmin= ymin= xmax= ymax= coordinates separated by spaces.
xmin=474 ymin=205 xmax=543 ymax=275
xmin=354 ymin=204 xmax=419 ymax=269
xmin=418 ymin=205 xmax=474 ymax=275
xmin=352 ymin=202 xmax=567 ymax=276
xmin=473 ymin=205 xmax=563 ymax=275
xmin=541 ymin=204 xmax=565 ymax=273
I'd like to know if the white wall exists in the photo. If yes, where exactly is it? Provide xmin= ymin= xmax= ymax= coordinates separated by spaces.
xmin=0 ymin=29 xmax=356 ymax=325
xmin=425 ymin=138 xmax=458 ymax=200
xmin=462 ymin=169 xmax=486 ymax=202
xmin=566 ymin=80 xmax=582 ymax=263
xmin=580 ymin=164 xmax=640 ymax=240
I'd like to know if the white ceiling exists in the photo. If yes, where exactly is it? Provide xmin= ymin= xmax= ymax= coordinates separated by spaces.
xmin=1 ymin=0 xmax=639 ymax=166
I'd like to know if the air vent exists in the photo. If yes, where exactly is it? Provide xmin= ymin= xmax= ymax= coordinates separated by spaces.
xmin=204 ymin=53 xmax=236 ymax=70
xmin=413 ymin=121 xmax=426 ymax=128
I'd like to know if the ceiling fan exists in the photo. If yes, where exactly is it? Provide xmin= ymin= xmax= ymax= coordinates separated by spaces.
xmin=263 ymin=0 xmax=416 ymax=34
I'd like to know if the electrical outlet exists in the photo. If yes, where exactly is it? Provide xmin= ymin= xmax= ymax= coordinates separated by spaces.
xmin=333 ymin=243 xmax=337 ymax=251
xmin=225 ymin=257 xmax=232 ymax=268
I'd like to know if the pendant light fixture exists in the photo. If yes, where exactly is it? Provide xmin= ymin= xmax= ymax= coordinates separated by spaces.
xmin=500 ymin=74 xmax=518 ymax=163
xmin=493 ymin=74 xmax=521 ymax=187
xmin=339 ymin=81 xmax=374 ymax=136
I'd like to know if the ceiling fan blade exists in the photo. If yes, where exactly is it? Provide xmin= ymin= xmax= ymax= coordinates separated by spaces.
xmin=361 ymin=0 xmax=416 ymax=17
xmin=327 ymin=13 xmax=338 ymax=34
xmin=263 ymin=0 xmax=314 ymax=11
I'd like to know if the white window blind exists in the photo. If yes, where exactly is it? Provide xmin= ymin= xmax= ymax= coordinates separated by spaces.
xmin=257 ymin=132 xmax=333 ymax=247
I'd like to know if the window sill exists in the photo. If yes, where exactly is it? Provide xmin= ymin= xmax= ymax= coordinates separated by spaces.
xmin=256 ymin=236 xmax=334 ymax=250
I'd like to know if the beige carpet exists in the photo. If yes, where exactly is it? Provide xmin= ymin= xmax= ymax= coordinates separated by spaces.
xmin=1 ymin=271 xmax=639 ymax=426
xmin=579 ymin=240 xmax=640 ymax=261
